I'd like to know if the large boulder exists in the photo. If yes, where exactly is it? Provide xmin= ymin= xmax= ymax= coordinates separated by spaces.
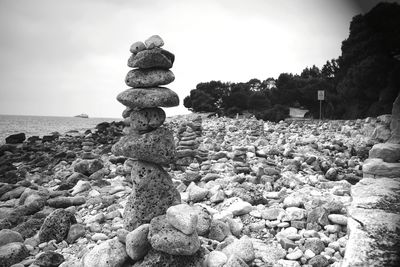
xmin=0 ymin=242 xmax=29 ymax=267
xmin=123 ymin=160 xmax=180 ymax=231
xmin=5 ymin=133 xmax=25 ymax=144
xmin=362 ymin=158 xmax=400 ymax=178
xmin=369 ymin=143 xmax=400 ymax=163
xmin=0 ymin=229 xmax=24 ymax=246
xmin=38 ymin=209 xmax=76 ymax=243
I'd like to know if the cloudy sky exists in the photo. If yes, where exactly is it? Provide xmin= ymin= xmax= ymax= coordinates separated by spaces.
xmin=0 ymin=0 xmax=391 ymax=118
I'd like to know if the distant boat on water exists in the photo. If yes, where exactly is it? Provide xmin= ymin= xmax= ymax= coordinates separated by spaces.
xmin=74 ymin=114 xmax=89 ymax=118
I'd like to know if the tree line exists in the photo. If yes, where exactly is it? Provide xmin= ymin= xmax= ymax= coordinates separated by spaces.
xmin=183 ymin=2 xmax=400 ymax=121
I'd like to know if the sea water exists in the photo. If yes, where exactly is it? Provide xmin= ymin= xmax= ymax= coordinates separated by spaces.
xmin=0 ymin=114 xmax=120 ymax=144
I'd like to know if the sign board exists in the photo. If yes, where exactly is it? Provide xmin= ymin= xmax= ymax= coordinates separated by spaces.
xmin=318 ymin=90 xmax=325 ymax=100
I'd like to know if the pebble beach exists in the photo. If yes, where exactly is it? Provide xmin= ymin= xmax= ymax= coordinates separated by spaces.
xmin=1 ymin=112 xmax=399 ymax=267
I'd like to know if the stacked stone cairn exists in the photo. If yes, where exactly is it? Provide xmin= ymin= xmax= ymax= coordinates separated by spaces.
xmin=232 ymin=146 xmax=251 ymax=174
xmin=248 ymin=118 xmax=264 ymax=139
xmin=175 ymin=117 xmax=203 ymax=170
xmin=111 ymin=35 xmax=202 ymax=263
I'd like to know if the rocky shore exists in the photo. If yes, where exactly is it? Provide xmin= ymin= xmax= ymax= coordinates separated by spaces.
xmin=0 ymin=109 xmax=399 ymax=267
xmin=1 ymin=33 xmax=399 ymax=267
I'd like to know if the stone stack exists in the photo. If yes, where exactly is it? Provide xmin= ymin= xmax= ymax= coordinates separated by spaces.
xmin=81 ymin=139 xmax=97 ymax=159
xmin=248 ymin=118 xmax=264 ymax=138
xmin=111 ymin=35 xmax=181 ymax=232
xmin=362 ymin=94 xmax=400 ymax=178
xmin=175 ymin=118 xmax=203 ymax=170
xmin=232 ymin=146 xmax=251 ymax=174
xmin=214 ymin=122 xmax=227 ymax=150
xmin=111 ymin=35 xmax=203 ymax=263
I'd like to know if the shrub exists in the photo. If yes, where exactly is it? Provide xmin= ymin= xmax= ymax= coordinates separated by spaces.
xmin=256 ymin=104 xmax=289 ymax=122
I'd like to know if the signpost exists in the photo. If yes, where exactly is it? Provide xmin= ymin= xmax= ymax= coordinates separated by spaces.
xmin=317 ymin=90 xmax=325 ymax=120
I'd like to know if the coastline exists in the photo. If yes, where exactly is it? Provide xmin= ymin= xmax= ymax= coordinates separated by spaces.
xmin=0 ymin=115 xmax=121 ymax=145
xmin=0 ymin=114 xmax=398 ymax=266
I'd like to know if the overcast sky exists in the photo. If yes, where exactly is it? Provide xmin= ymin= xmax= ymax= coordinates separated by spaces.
xmin=0 ymin=0 xmax=393 ymax=118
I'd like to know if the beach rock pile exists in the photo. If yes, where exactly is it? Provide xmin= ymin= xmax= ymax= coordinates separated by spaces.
xmin=247 ymin=117 xmax=265 ymax=139
xmin=112 ymin=34 xmax=180 ymax=231
xmin=175 ymin=117 xmax=203 ymax=170
xmin=1 ymin=108 xmax=399 ymax=266
xmin=108 ymin=35 xmax=204 ymax=264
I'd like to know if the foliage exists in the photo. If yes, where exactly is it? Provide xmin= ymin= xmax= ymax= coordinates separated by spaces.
xmin=183 ymin=2 xmax=400 ymax=121
xmin=255 ymin=105 xmax=289 ymax=122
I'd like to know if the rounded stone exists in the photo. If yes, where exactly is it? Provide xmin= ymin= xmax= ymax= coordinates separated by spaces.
xmin=129 ymin=108 xmax=166 ymax=133
xmin=38 ymin=209 xmax=77 ymax=243
xmin=123 ymin=160 xmax=180 ymax=231
xmin=226 ymin=201 xmax=252 ymax=216
xmin=128 ymin=48 xmax=174 ymax=69
xmin=81 ymin=238 xmax=128 ymax=267
xmin=0 ymin=229 xmax=24 ymax=247
xmin=73 ymin=159 xmax=104 ymax=176
xmin=225 ymin=255 xmax=249 ymax=267
xmin=47 ymin=196 xmax=86 ymax=208
xmin=148 ymin=215 xmax=200 ymax=256
xmin=286 ymin=248 xmax=303 ymax=260
xmin=308 ymin=254 xmax=329 ymax=267
xmin=111 ymin=127 xmax=176 ymax=165
xmin=125 ymin=224 xmax=151 ymax=261
xmin=0 ymin=242 xmax=29 ymax=267
xmin=66 ymin=224 xmax=85 ymax=244
xmin=304 ymin=238 xmax=326 ymax=255
xmin=117 ymin=87 xmax=179 ymax=109
xmin=325 ymin=168 xmax=338 ymax=180
xmin=34 ymin=251 xmax=65 ymax=267
xmin=207 ymin=250 xmax=228 ymax=267
xmin=327 ymin=214 xmax=348 ymax=225
xmin=166 ymin=204 xmax=198 ymax=235
xmin=208 ymin=220 xmax=230 ymax=242
xmin=145 ymin=35 xmax=164 ymax=49
xmin=192 ymin=205 xmax=212 ymax=236
xmin=222 ymin=236 xmax=255 ymax=263
xmin=129 ymin=41 xmax=146 ymax=54
xmin=125 ymin=69 xmax=175 ymax=88
xmin=122 ymin=107 xmax=133 ymax=118
xmin=5 ymin=133 xmax=25 ymax=144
